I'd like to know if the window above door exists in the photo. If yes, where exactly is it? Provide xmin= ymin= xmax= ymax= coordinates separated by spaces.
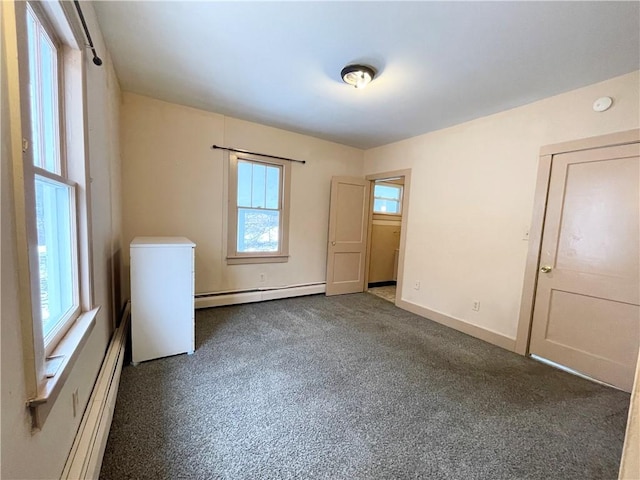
xmin=373 ymin=182 xmax=403 ymax=215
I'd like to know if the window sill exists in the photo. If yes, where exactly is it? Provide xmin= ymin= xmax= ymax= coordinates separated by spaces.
xmin=227 ymin=255 xmax=289 ymax=265
xmin=27 ymin=306 xmax=99 ymax=430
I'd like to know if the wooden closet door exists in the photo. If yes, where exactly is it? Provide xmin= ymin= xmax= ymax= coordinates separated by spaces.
xmin=530 ymin=143 xmax=639 ymax=392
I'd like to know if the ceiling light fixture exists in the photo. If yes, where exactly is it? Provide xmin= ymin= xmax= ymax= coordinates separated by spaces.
xmin=341 ymin=64 xmax=376 ymax=89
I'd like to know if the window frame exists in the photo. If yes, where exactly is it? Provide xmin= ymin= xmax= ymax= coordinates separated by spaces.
xmin=10 ymin=0 xmax=99 ymax=429
xmin=227 ymin=153 xmax=291 ymax=264
xmin=25 ymin=4 xmax=82 ymax=356
xmin=373 ymin=182 xmax=403 ymax=215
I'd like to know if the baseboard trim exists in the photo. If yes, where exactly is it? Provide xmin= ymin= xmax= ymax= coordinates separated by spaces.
xmin=195 ymin=284 xmax=326 ymax=309
xmin=397 ymin=299 xmax=516 ymax=352
xmin=61 ymin=302 xmax=130 ymax=480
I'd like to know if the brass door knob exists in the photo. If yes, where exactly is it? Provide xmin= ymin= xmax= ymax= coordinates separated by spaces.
xmin=540 ymin=265 xmax=552 ymax=273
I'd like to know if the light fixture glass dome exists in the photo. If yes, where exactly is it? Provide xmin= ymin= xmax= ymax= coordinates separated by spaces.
xmin=341 ymin=64 xmax=376 ymax=89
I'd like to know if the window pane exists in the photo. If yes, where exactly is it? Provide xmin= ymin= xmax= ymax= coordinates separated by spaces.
xmin=237 ymin=208 xmax=279 ymax=252
xmin=251 ymin=164 xmax=266 ymax=208
xmin=26 ymin=10 xmax=42 ymax=168
xmin=39 ymin=34 xmax=58 ymax=173
xmin=374 ymin=184 xmax=401 ymax=200
xmin=265 ymin=165 xmax=280 ymax=209
xmin=26 ymin=8 xmax=59 ymax=174
xmin=35 ymin=176 xmax=75 ymax=339
xmin=374 ymin=199 xmax=400 ymax=214
xmin=237 ymin=161 xmax=252 ymax=207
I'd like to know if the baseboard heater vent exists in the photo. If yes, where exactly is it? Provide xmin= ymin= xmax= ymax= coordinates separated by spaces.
xmin=61 ymin=302 xmax=130 ymax=480
xmin=195 ymin=282 xmax=326 ymax=309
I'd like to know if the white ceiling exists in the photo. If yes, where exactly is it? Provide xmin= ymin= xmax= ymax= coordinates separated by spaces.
xmin=93 ymin=1 xmax=640 ymax=149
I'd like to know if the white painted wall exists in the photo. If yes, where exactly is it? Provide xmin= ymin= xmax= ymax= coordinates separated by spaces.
xmin=120 ymin=93 xmax=363 ymax=297
xmin=1 ymin=2 xmax=122 ymax=478
xmin=364 ymin=71 xmax=640 ymax=340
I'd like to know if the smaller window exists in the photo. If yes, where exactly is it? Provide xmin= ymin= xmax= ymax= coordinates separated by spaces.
xmin=237 ymin=160 xmax=281 ymax=253
xmin=227 ymin=154 xmax=291 ymax=264
xmin=373 ymin=183 xmax=403 ymax=214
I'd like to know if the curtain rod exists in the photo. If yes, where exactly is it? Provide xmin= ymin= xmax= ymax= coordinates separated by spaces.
xmin=73 ymin=0 xmax=102 ymax=66
xmin=211 ymin=145 xmax=306 ymax=164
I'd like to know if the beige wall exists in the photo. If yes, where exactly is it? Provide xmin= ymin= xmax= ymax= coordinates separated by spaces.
xmin=1 ymin=3 xmax=122 ymax=478
xmin=364 ymin=71 xmax=640 ymax=340
xmin=120 ymin=93 xmax=364 ymax=297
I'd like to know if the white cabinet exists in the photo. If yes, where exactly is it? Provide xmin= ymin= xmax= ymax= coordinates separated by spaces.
xmin=130 ymin=237 xmax=195 ymax=364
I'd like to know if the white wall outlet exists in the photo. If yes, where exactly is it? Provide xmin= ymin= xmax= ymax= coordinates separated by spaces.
xmin=414 ymin=281 xmax=420 ymax=290
xmin=259 ymin=273 xmax=266 ymax=283
xmin=522 ymin=227 xmax=530 ymax=241
xmin=472 ymin=300 xmax=481 ymax=312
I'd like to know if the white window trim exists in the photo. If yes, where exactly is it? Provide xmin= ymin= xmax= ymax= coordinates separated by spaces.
xmin=226 ymin=152 xmax=291 ymax=264
xmin=373 ymin=182 xmax=403 ymax=216
xmin=8 ymin=0 xmax=98 ymax=429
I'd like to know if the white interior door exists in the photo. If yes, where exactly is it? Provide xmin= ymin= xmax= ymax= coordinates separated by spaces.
xmin=530 ymin=142 xmax=640 ymax=392
xmin=326 ymin=177 xmax=370 ymax=296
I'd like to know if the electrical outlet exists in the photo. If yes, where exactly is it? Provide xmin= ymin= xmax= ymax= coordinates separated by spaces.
xmin=522 ymin=227 xmax=530 ymax=241
xmin=414 ymin=281 xmax=420 ymax=290
xmin=472 ymin=300 xmax=481 ymax=312
xmin=72 ymin=388 xmax=79 ymax=417
xmin=259 ymin=273 xmax=266 ymax=283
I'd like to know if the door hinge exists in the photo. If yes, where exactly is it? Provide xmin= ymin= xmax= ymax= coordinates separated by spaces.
xmin=22 ymin=138 xmax=29 ymax=152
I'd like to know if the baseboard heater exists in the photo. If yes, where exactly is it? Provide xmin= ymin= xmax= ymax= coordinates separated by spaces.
xmin=61 ymin=302 xmax=130 ymax=480
xmin=195 ymin=282 xmax=326 ymax=309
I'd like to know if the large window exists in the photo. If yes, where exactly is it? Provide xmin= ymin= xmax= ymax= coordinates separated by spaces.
xmin=228 ymin=154 xmax=291 ymax=263
xmin=373 ymin=183 xmax=403 ymax=215
xmin=26 ymin=4 xmax=80 ymax=353
xmin=11 ymin=0 xmax=96 ymax=427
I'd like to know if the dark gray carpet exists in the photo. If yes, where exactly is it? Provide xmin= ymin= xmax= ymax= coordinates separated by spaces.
xmin=100 ymin=293 xmax=630 ymax=480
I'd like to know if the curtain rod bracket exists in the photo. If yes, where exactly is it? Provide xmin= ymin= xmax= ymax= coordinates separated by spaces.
xmin=74 ymin=1 xmax=102 ymax=66
xmin=211 ymin=145 xmax=306 ymax=165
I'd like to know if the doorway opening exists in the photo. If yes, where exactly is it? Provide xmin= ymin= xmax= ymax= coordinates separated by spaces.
xmin=366 ymin=177 xmax=404 ymax=303
xmin=325 ymin=169 xmax=411 ymax=302
xmin=364 ymin=170 xmax=411 ymax=306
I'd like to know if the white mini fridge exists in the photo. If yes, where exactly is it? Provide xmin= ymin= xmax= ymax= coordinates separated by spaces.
xmin=130 ymin=237 xmax=195 ymax=365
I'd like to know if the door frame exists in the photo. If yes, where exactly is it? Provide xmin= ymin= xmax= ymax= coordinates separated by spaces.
xmin=364 ymin=169 xmax=412 ymax=305
xmin=514 ymin=129 xmax=640 ymax=355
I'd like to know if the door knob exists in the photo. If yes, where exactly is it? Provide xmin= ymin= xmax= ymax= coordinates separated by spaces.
xmin=331 ymin=241 xmax=336 ymax=246
xmin=540 ymin=265 xmax=552 ymax=273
